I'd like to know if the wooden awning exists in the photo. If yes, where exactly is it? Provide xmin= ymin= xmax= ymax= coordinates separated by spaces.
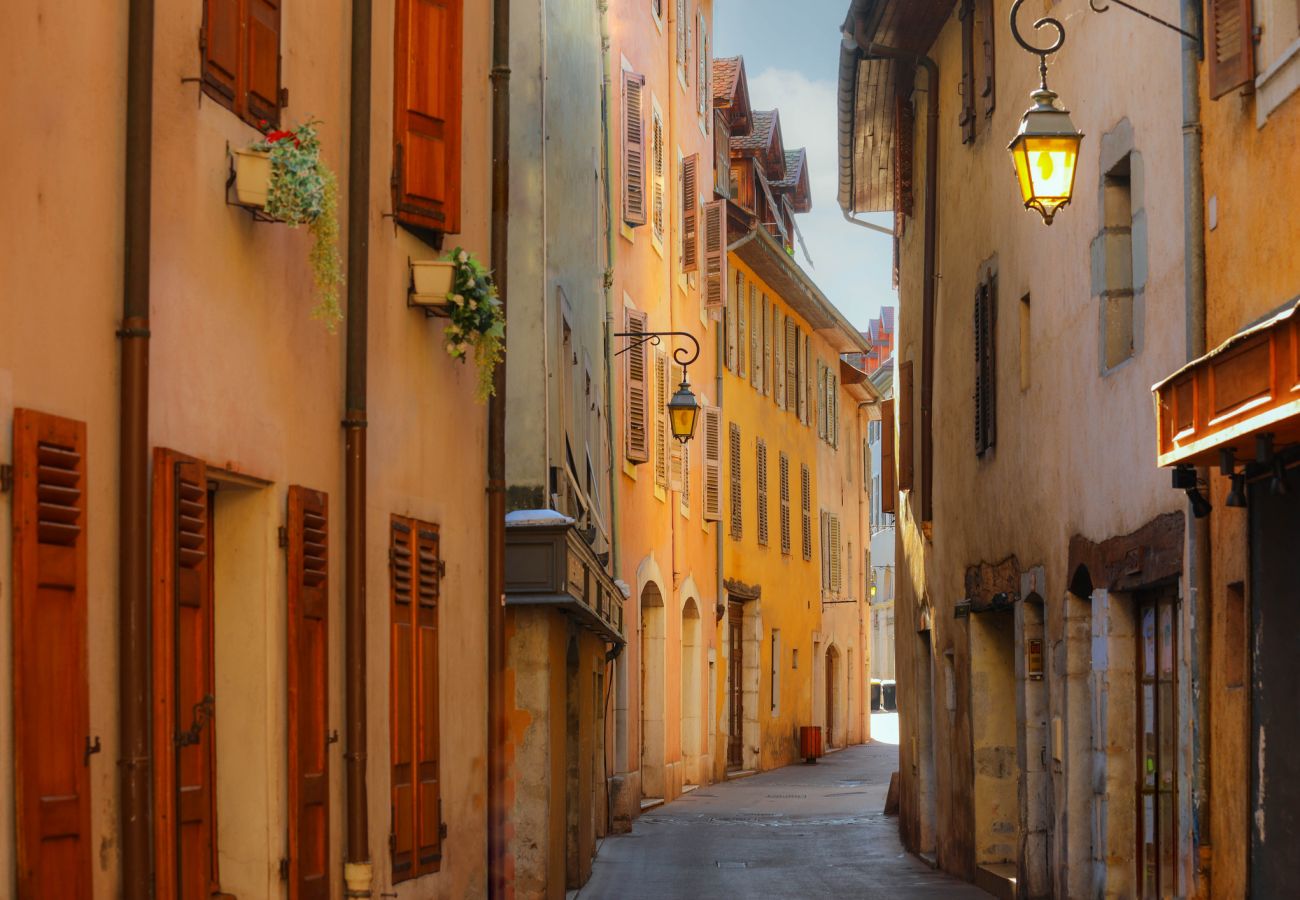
xmin=1153 ymin=301 xmax=1300 ymax=467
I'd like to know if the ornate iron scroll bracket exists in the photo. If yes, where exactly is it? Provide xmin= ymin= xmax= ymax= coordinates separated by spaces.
xmin=1010 ymin=0 xmax=1066 ymax=92
xmin=1089 ymin=0 xmax=1200 ymax=44
xmin=612 ymin=331 xmax=702 ymax=370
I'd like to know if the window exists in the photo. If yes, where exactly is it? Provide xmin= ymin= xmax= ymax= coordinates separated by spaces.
xmin=624 ymin=308 xmax=651 ymax=463
xmin=974 ymin=271 xmax=997 ymax=455
xmin=651 ymin=104 xmax=666 ymax=245
xmin=896 ymin=364 xmax=913 ymax=493
xmin=622 ymin=72 xmax=648 ymax=227
xmin=682 ymin=153 xmax=699 ymax=273
xmin=394 ymin=0 xmax=464 ymax=235
xmin=1100 ymin=157 xmax=1136 ymax=371
xmin=756 ymin=438 xmax=769 ymax=546
xmin=702 ymin=200 xmax=728 ymax=312
xmin=957 ymin=0 xmax=996 ymax=143
xmin=785 ymin=319 xmax=798 ymax=413
xmin=774 ymin=307 xmax=785 ymax=408
xmin=389 ymin=515 xmax=443 ymax=881
xmin=729 ymin=423 xmax=742 ymax=540
xmin=201 ymin=0 xmax=284 ymax=128
xmin=749 ymin=285 xmax=760 ymax=390
xmin=697 ymin=10 xmax=710 ymax=119
xmin=800 ymin=464 xmax=812 ymax=560
xmin=779 ymin=452 xmax=791 ymax=555
xmin=702 ymin=407 xmax=723 ymax=521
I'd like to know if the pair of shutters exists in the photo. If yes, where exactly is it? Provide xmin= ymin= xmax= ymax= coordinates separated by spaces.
xmin=390 ymin=515 xmax=443 ymax=882
xmin=974 ymin=275 xmax=997 ymax=456
xmin=201 ymin=0 xmax=283 ymax=127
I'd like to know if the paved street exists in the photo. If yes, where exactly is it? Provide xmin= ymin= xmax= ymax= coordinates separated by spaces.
xmin=579 ymin=716 xmax=989 ymax=898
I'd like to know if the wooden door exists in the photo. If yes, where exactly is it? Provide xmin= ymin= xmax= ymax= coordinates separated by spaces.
xmin=13 ymin=410 xmax=92 ymax=899
xmin=825 ymin=653 xmax=835 ymax=748
xmin=727 ymin=602 xmax=743 ymax=769
xmin=1136 ymin=588 xmax=1177 ymax=900
xmin=288 ymin=487 xmax=330 ymax=899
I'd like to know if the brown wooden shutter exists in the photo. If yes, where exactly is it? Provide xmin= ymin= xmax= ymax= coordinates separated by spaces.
xmin=201 ymin=0 xmax=241 ymax=105
xmin=393 ymin=0 xmax=464 ymax=235
xmin=288 ymin=486 xmax=329 ymax=900
xmin=880 ymin=399 xmax=897 ymax=514
xmin=728 ymin=422 xmax=742 ymax=540
xmin=737 ymin=279 xmax=747 ymax=378
xmin=978 ymin=0 xmax=996 ymax=118
xmin=774 ymin=309 xmax=785 ymax=409
xmin=714 ymin=110 xmax=731 ymax=199
xmin=785 ymin=319 xmax=797 ymax=412
xmin=703 ymin=406 xmax=723 ymax=521
xmin=819 ymin=511 xmax=829 ymax=589
xmin=974 ymin=276 xmax=997 ymax=456
xmin=756 ymin=438 xmax=768 ymax=546
xmin=13 ymin=410 xmax=91 ymax=900
xmin=390 ymin=517 xmax=416 ymax=882
xmin=800 ymin=464 xmax=812 ymax=560
xmin=726 ymin=271 xmax=741 ymax=366
xmin=682 ymin=153 xmax=700 ymax=272
xmin=654 ymin=350 xmax=669 ymax=489
xmin=1208 ymin=0 xmax=1254 ymax=99
xmin=670 ymin=367 xmax=685 ymax=494
xmin=898 ymin=361 xmax=914 ymax=491
xmin=959 ymin=0 xmax=976 ymax=143
xmin=624 ymin=309 xmax=651 ymax=463
xmin=245 ymin=0 xmax=282 ymax=125
xmin=623 ymin=72 xmax=648 ymax=226
xmin=749 ymin=287 xmax=760 ymax=389
xmin=413 ymin=522 xmax=443 ymax=874
xmin=830 ymin=515 xmax=842 ymax=593
xmin=702 ymin=200 xmax=728 ymax=312
xmin=152 ymin=449 xmax=216 ymax=900
xmin=779 ymin=452 xmax=791 ymax=555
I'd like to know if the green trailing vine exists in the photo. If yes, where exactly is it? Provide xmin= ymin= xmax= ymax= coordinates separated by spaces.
xmin=252 ymin=120 xmax=344 ymax=331
xmin=442 ymin=248 xmax=505 ymax=402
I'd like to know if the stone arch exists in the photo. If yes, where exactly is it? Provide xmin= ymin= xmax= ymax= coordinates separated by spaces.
xmin=639 ymin=580 xmax=666 ymax=800
xmin=1069 ymin=564 xmax=1094 ymax=600
xmin=680 ymin=596 xmax=702 ymax=785
xmin=824 ymin=643 xmax=842 ymax=748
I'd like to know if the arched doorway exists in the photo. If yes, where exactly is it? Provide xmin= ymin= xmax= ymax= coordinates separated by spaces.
xmin=640 ymin=583 xmax=665 ymax=800
xmin=681 ymin=598 xmax=701 ymax=785
xmin=825 ymin=645 xmax=839 ymax=748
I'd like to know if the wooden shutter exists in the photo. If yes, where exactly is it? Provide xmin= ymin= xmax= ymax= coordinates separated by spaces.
xmin=624 ymin=309 xmax=650 ymax=463
xmin=959 ymin=0 xmax=976 ymax=143
xmin=623 ymin=72 xmax=648 ymax=226
xmin=978 ymin=0 xmax=996 ymax=118
xmin=898 ymin=361 xmax=914 ymax=491
xmin=13 ymin=410 xmax=91 ymax=900
xmin=729 ymin=423 xmax=742 ymax=540
xmin=785 ymin=319 xmax=797 ymax=412
xmin=394 ymin=0 xmax=465 ymax=235
xmin=820 ymin=512 xmax=829 ymax=589
xmin=726 ymin=271 xmax=741 ymax=367
xmin=749 ymin=287 xmax=760 ymax=388
xmin=654 ymin=350 xmax=669 ymax=489
xmin=682 ymin=154 xmax=699 ymax=272
xmin=1208 ymin=0 xmax=1254 ymax=99
xmin=800 ymin=464 xmax=812 ymax=560
xmin=390 ymin=517 xmax=416 ymax=882
xmin=201 ymin=0 xmax=241 ymax=105
xmin=974 ymin=276 xmax=997 ymax=456
xmin=774 ymin=310 xmax=786 ymax=409
xmin=702 ymin=200 xmax=728 ymax=313
xmin=152 ymin=450 xmax=216 ymax=900
xmin=830 ymin=515 xmax=842 ymax=593
xmin=652 ymin=112 xmax=666 ymax=241
xmin=413 ymin=523 xmax=443 ymax=874
xmin=737 ymin=278 xmax=747 ymax=378
xmin=779 ymin=452 xmax=791 ymax=555
xmin=714 ymin=110 xmax=731 ymax=199
xmin=288 ymin=487 xmax=330 ymax=900
xmin=880 ymin=399 xmax=896 ymax=514
xmin=245 ymin=0 xmax=282 ymax=125
xmin=802 ymin=336 xmax=812 ymax=426
xmin=703 ymin=406 xmax=723 ymax=521
xmin=756 ymin=438 xmax=768 ymax=546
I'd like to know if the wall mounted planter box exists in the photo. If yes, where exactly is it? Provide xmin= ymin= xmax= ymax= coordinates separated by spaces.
xmin=408 ymin=259 xmax=456 ymax=315
xmin=231 ymin=148 xmax=272 ymax=209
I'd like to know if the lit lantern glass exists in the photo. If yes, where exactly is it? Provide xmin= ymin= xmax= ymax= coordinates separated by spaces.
xmin=667 ymin=380 xmax=700 ymax=443
xmin=1008 ymin=89 xmax=1083 ymax=225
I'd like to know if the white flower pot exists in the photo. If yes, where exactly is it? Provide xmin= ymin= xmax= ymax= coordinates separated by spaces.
xmin=409 ymin=259 xmax=457 ymax=311
xmin=232 ymin=147 xmax=272 ymax=208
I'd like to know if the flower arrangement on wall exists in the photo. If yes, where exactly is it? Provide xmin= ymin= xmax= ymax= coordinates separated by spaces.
xmin=441 ymin=249 xmax=505 ymax=402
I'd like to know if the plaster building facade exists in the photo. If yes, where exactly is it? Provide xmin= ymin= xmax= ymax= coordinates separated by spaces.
xmin=839 ymin=0 xmax=1193 ymax=896
xmin=867 ymin=359 xmax=896 ymax=689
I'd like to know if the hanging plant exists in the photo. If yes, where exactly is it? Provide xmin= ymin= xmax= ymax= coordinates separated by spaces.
xmin=250 ymin=120 xmax=345 ymax=331
xmin=442 ymin=248 xmax=505 ymax=402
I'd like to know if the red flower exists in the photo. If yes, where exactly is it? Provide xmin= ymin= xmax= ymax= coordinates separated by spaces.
xmin=265 ymin=129 xmax=294 ymax=143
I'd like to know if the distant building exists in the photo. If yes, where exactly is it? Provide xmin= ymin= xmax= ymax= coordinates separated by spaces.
xmin=866 ymin=359 xmax=895 ymax=688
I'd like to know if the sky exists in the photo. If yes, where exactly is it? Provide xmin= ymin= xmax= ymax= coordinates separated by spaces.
xmin=714 ymin=0 xmax=895 ymax=332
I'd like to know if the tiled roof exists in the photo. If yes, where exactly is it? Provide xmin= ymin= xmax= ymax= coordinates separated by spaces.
xmin=771 ymin=149 xmax=806 ymax=190
xmin=713 ymin=56 xmax=742 ymax=105
xmin=731 ymin=109 xmax=776 ymax=152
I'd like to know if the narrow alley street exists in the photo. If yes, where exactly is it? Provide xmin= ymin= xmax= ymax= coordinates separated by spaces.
xmin=579 ymin=716 xmax=989 ymax=898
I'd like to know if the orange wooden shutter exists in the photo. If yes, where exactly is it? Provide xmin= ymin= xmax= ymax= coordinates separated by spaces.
xmin=390 ymin=516 xmax=416 ymax=882
xmin=880 ymin=399 xmax=896 ymax=514
xmin=755 ymin=438 xmax=768 ymax=546
xmin=702 ymin=200 xmax=728 ymax=312
xmin=201 ymin=0 xmax=241 ymax=105
xmin=800 ymin=464 xmax=812 ymax=560
xmin=778 ymin=452 xmax=791 ymax=555
xmin=393 ymin=0 xmax=464 ymax=234
xmin=1208 ymin=0 xmax=1254 ymax=99
xmin=413 ymin=522 xmax=443 ymax=875
xmin=728 ymin=423 xmax=742 ymax=540
xmin=625 ymin=309 xmax=651 ymax=463
xmin=702 ymin=406 xmax=722 ymax=521
xmin=13 ymin=410 xmax=91 ymax=900
xmin=682 ymin=153 xmax=700 ymax=272
xmin=288 ymin=486 xmax=330 ymax=900
xmin=245 ymin=0 xmax=283 ymax=125
xmin=623 ymin=72 xmax=648 ymax=226
xmin=898 ymin=361 xmax=914 ymax=491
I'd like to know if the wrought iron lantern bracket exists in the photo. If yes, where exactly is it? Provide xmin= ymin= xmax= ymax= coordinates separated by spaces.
xmin=1089 ymin=0 xmax=1201 ymax=45
xmin=612 ymin=331 xmax=701 ymax=371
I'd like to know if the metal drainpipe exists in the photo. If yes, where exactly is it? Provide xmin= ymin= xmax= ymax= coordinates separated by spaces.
xmin=487 ymin=0 xmax=511 ymax=890
xmin=342 ymin=0 xmax=374 ymax=891
xmin=119 ymin=0 xmax=154 ymax=890
xmin=1178 ymin=0 xmax=1210 ymax=890
xmin=715 ymin=290 xmax=725 ymax=772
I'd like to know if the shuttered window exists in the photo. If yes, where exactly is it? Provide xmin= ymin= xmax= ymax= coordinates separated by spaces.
xmin=624 ymin=309 xmax=651 ymax=464
xmin=749 ymin=286 xmax=760 ymax=389
xmin=785 ymin=319 xmax=797 ymax=413
xmin=652 ymin=107 xmax=666 ymax=244
xmin=880 ymin=399 xmax=896 ymax=514
xmin=778 ymin=453 xmax=791 ymax=555
xmin=819 ymin=511 xmax=829 ymax=589
xmin=287 ymin=486 xmax=330 ymax=900
xmin=729 ymin=423 xmax=742 ymax=540
xmin=714 ymin=110 xmax=731 ymax=199
xmin=623 ymin=72 xmax=648 ymax=226
xmin=898 ymin=360 xmax=915 ymax=492
xmin=974 ymin=274 xmax=997 ymax=456
xmin=774 ymin=309 xmax=786 ymax=409
xmin=959 ymin=0 xmax=976 ymax=143
xmin=654 ymin=350 xmax=669 ymax=490
xmin=682 ymin=153 xmax=700 ymax=272
xmin=762 ymin=296 xmax=772 ymax=397
xmin=756 ymin=438 xmax=769 ymax=546
xmin=702 ymin=200 xmax=728 ymax=313
xmin=800 ymin=464 xmax=812 ymax=561
xmin=830 ymin=515 xmax=842 ymax=593
xmin=390 ymin=516 xmax=443 ymax=882
xmin=702 ymin=406 xmax=723 ymax=521
xmin=802 ymin=335 xmax=812 ymax=426
xmin=978 ymin=0 xmax=996 ymax=119
xmin=679 ymin=440 xmax=691 ymax=513
xmin=14 ymin=410 xmax=92 ymax=900
xmin=201 ymin=0 xmax=283 ymax=127
xmin=816 ymin=363 xmax=827 ymax=439
xmin=1208 ymin=0 xmax=1254 ymax=99
xmin=393 ymin=0 xmax=464 ymax=236
xmin=697 ymin=10 xmax=709 ymax=118
xmin=726 ymin=271 xmax=741 ymax=370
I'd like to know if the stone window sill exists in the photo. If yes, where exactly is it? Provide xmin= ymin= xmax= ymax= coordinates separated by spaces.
xmin=1256 ymin=33 xmax=1300 ymax=127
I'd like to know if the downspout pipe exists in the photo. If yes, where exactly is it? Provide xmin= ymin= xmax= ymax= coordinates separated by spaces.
xmin=343 ymin=0 xmax=373 ymax=890
xmin=488 ymin=0 xmax=511 ymax=892
xmin=841 ymin=207 xmax=895 ymax=236
xmin=119 ymin=0 xmax=154 ymax=890
xmin=1178 ymin=0 xmax=1209 ymax=891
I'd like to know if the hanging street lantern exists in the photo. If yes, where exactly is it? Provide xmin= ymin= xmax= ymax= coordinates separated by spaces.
xmin=612 ymin=329 xmax=703 ymax=444
xmin=667 ymin=379 xmax=701 ymax=443
xmin=1008 ymin=0 xmax=1084 ymax=225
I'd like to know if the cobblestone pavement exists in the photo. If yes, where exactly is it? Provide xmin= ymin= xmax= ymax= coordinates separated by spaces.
xmin=579 ymin=723 xmax=990 ymax=899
